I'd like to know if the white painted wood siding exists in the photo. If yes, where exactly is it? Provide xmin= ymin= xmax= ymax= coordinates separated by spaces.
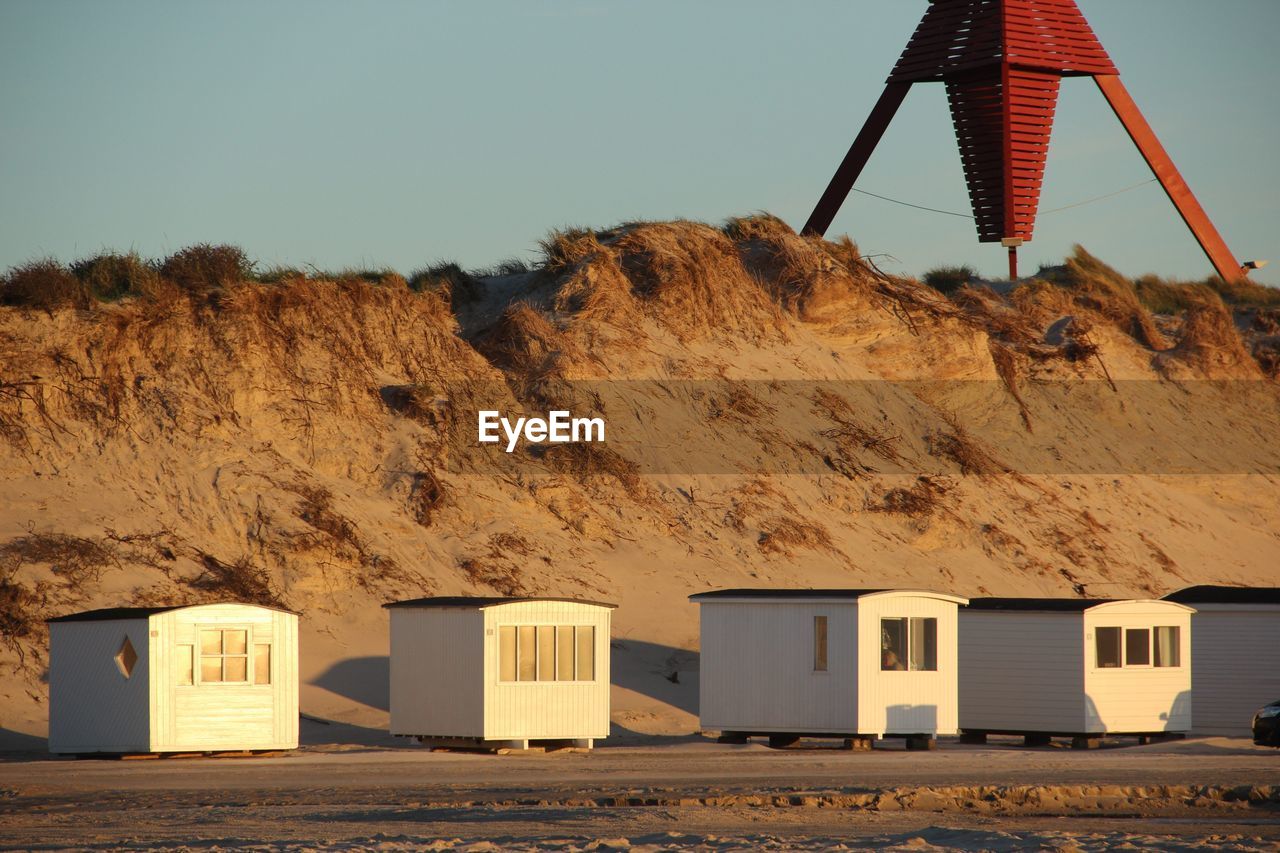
xmin=959 ymin=611 xmax=1086 ymax=733
xmin=856 ymin=594 xmax=961 ymax=736
xmin=1083 ymin=602 xmax=1193 ymax=734
xmin=388 ymin=607 xmax=484 ymax=737
xmin=151 ymin=604 xmax=298 ymax=751
xmin=1185 ymin=606 xmax=1280 ymax=734
xmin=48 ymin=620 xmax=151 ymax=754
xmin=482 ymin=601 xmax=612 ymax=740
xmin=697 ymin=602 xmax=858 ymax=734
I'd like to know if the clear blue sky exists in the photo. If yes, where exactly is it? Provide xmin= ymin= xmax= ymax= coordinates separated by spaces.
xmin=1 ymin=0 xmax=1276 ymax=283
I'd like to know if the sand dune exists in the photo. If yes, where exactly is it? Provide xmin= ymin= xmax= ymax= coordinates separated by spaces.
xmin=1 ymin=217 xmax=1277 ymax=743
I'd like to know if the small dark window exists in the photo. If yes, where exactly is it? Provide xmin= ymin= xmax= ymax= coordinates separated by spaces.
xmin=1126 ymin=628 xmax=1151 ymax=666
xmin=881 ymin=617 xmax=937 ymax=671
xmin=813 ymin=616 xmax=828 ymax=672
xmin=910 ymin=617 xmax=938 ymax=671
xmin=1096 ymin=627 xmax=1122 ymax=668
xmin=881 ymin=618 xmax=907 ymax=671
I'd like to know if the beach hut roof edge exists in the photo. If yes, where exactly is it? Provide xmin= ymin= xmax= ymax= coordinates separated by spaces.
xmin=689 ymin=588 xmax=968 ymax=605
xmin=1162 ymin=585 xmax=1280 ymax=605
xmin=383 ymin=596 xmax=617 ymax=610
xmin=47 ymin=602 xmax=298 ymax=623
xmin=966 ymin=597 xmax=1194 ymax=613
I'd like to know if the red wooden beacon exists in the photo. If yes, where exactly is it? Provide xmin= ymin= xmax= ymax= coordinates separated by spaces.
xmin=803 ymin=0 xmax=1249 ymax=282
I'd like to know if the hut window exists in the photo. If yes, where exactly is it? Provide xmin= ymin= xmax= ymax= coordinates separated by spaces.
xmin=499 ymin=627 xmax=517 ymax=681
xmin=498 ymin=624 xmax=596 ymax=682
xmin=254 ymin=644 xmax=272 ymax=684
xmin=517 ymin=626 xmax=537 ymax=681
xmin=813 ymin=616 xmax=828 ymax=672
xmin=1125 ymin=628 xmax=1151 ymax=666
xmin=880 ymin=617 xmax=937 ymax=671
xmin=537 ymin=627 xmax=556 ymax=681
xmin=198 ymin=628 xmax=249 ymax=684
xmin=176 ymin=645 xmax=194 ymax=685
xmin=910 ymin=618 xmax=937 ymax=671
xmin=556 ymin=626 xmax=575 ymax=680
xmin=575 ymin=626 xmax=595 ymax=681
xmin=1154 ymin=626 xmax=1181 ymax=667
xmin=114 ymin=636 xmax=138 ymax=679
xmin=1095 ymin=627 xmax=1122 ymax=668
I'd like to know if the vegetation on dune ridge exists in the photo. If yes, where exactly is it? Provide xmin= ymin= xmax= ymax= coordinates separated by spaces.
xmin=2 ymin=222 xmax=1275 ymax=389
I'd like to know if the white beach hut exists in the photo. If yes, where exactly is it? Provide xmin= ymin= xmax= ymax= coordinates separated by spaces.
xmin=690 ymin=588 xmax=968 ymax=748
xmin=959 ymin=598 xmax=1194 ymax=747
xmin=1163 ymin=585 xmax=1280 ymax=735
xmin=47 ymin=602 xmax=299 ymax=755
xmin=384 ymin=596 xmax=614 ymax=750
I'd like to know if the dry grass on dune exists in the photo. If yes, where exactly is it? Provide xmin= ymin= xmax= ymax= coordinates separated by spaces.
xmin=1162 ymin=292 xmax=1260 ymax=377
xmin=1029 ymin=247 xmax=1168 ymax=350
xmin=536 ymin=220 xmax=787 ymax=341
xmin=724 ymin=213 xmax=876 ymax=322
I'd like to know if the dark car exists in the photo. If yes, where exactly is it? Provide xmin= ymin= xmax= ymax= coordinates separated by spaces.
xmin=1254 ymin=701 xmax=1280 ymax=746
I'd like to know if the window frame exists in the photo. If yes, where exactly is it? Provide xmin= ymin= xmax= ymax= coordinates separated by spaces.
xmin=813 ymin=615 xmax=828 ymax=673
xmin=1095 ymin=626 xmax=1123 ymax=669
xmin=880 ymin=616 xmax=939 ymax=672
xmin=195 ymin=625 xmax=254 ymax=686
xmin=1124 ymin=627 xmax=1152 ymax=668
xmin=497 ymin=623 xmax=598 ymax=684
xmin=1153 ymin=625 xmax=1181 ymax=668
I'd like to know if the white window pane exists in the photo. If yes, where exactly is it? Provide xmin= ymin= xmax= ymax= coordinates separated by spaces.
xmin=1154 ymin=626 xmax=1181 ymax=667
xmin=537 ymin=626 xmax=555 ymax=682
xmin=881 ymin=618 xmax=907 ymax=670
xmin=1096 ymin=627 xmax=1121 ymax=668
xmin=1125 ymin=628 xmax=1150 ymax=666
xmin=556 ymin=626 xmax=574 ymax=681
xmin=200 ymin=659 xmax=222 ymax=683
xmin=177 ymin=645 xmax=193 ymax=685
xmin=575 ymin=626 xmax=595 ymax=681
xmin=200 ymin=630 xmax=221 ymax=655
xmin=499 ymin=627 xmax=517 ymax=682
xmin=910 ymin=618 xmax=937 ymax=671
xmin=224 ymin=656 xmax=247 ymax=682
xmin=254 ymin=644 xmax=271 ymax=685
xmin=518 ymin=626 xmax=537 ymax=682
xmin=224 ymin=630 xmax=247 ymax=655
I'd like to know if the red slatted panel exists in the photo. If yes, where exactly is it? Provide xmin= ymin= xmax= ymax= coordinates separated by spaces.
xmin=890 ymin=0 xmax=1003 ymax=82
xmin=946 ymin=68 xmax=1060 ymax=242
xmin=890 ymin=0 xmax=1115 ymax=82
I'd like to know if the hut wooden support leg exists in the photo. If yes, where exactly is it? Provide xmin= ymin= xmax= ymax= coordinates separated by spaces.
xmin=959 ymin=732 xmax=988 ymax=745
xmin=905 ymin=736 xmax=937 ymax=751
xmin=1024 ymin=734 xmax=1052 ymax=747
xmin=1071 ymin=736 xmax=1101 ymax=750
xmin=571 ymin=738 xmax=594 ymax=750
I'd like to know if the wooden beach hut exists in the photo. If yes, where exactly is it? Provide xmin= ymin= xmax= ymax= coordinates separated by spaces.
xmin=1163 ymin=585 xmax=1280 ymax=735
xmin=959 ymin=598 xmax=1194 ymax=747
xmin=384 ymin=596 xmax=614 ymax=750
xmin=690 ymin=588 xmax=968 ymax=748
xmin=47 ymin=602 xmax=298 ymax=755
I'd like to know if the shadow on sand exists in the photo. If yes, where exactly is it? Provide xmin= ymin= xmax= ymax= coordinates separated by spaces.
xmin=0 ymin=727 xmax=49 ymax=762
xmin=309 ymin=656 xmax=390 ymax=712
xmin=610 ymin=639 xmax=698 ymax=715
